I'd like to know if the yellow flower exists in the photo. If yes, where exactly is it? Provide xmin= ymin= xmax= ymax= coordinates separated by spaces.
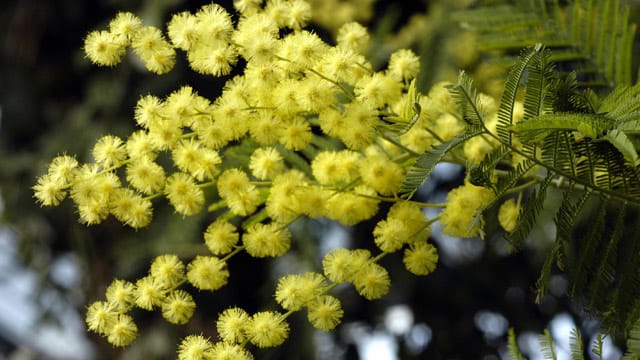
xmin=336 ymin=22 xmax=370 ymax=54
xmin=307 ymin=295 xmax=344 ymax=331
xmin=403 ymin=241 xmax=438 ymax=276
xmin=439 ymin=181 xmax=495 ymax=238
xmin=164 ymin=172 xmax=205 ymax=216
xmin=322 ymin=248 xmax=371 ymax=283
xmin=246 ymin=311 xmax=289 ymax=348
xmin=161 ymin=290 xmax=196 ymax=325
xmin=353 ymin=263 xmax=391 ymax=300
xmin=242 ymin=223 xmax=291 ymax=258
xmin=106 ymin=314 xmax=138 ymax=347
xmin=359 ymin=152 xmax=405 ymax=196
xmin=86 ymin=301 xmax=117 ymax=335
xmin=186 ymin=256 xmax=229 ymax=291
xmin=204 ymin=220 xmax=239 ymax=256
xmin=249 ymin=147 xmax=285 ymax=180
xmin=178 ymin=335 xmax=214 ymax=360
xmin=498 ymin=198 xmax=520 ymax=233
xmin=84 ymin=30 xmax=126 ymax=67
xmin=217 ymin=307 xmax=250 ymax=343
xmin=387 ymin=49 xmax=420 ymax=82
xmin=134 ymin=276 xmax=165 ymax=310
xmin=172 ymin=139 xmax=221 ymax=181
xmin=373 ymin=218 xmax=408 ymax=253
xmin=130 ymin=26 xmax=176 ymax=75
xmin=149 ymin=254 xmax=185 ymax=288
xmin=92 ymin=135 xmax=126 ymax=168
xmin=109 ymin=188 xmax=153 ymax=229
xmin=105 ymin=279 xmax=135 ymax=312
xmin=33 ymin=174 xmax=67 ymax=206
xmin=211 ymin=342 xmax=253 ymax=360
xmin=108 ymin=12 xmax=142 ymax=43
xmin=167 ymin=12 xmax=198 ymax=51
xmin=275 ymin=272 xmax=327 ymax=311
xmin=125 ymin=156 xmax=166 ymax=195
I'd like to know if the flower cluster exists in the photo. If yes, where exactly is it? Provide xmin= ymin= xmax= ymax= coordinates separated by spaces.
xmin=32 ymin=0 xmax=532 ymax=357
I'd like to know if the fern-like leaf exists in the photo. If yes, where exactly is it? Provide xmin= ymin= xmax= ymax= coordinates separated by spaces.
xmin=592 ymin=333 xmax=604 ymax=360
xmin=569 ymin=328 xmax=585 ymax=360
xmin=540 ymin=329 xmax=558 ymax=360
xmin=399 ymin=126 xmax=485 ymax=195
xmin=507 ymin=328 xmax=524 ymax=360
xmin=447 ymin=71 xmax=487 ymax=127
xmin=622 ymin=317 xmax=640 ymax=359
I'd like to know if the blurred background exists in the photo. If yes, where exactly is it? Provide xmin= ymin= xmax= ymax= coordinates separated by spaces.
xmin=0 ymin=0 xmax=635 ymax=359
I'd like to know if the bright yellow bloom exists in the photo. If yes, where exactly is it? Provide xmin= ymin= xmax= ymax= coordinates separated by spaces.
xmin=167 ymin=12 xmax=198 ymax=51
xmin=275 ymin=272 xmax=327 ymax=311
xmin=178 ymin=335 xmax=214 ymax=360
xmin=134 ymin=94 xmax=165 ymax=129
xmin=84 ymin=30 xmax=126 ymax=67
xmin=403 ymin=241 xmax=438 ymax=276
xmin=325 ymin=186 xmax=379 ymax=226
xmin=186 ymin=256 xmax=229 ymax=291
xmin=439 ymin=181 xmax=495 ymax=238
xmin=249 ymin=147 xmax=285 ymax=180
xmin=126 ymin=131 xmax=157 ymax=160
xmin=336 ymin=22 xmax=370 ymax=53
xmin=164 ymin=172 xmax=205 ymax=216
xmin=134 ymin=276 xmax=166 ymax=310
xmin=86 ymin=301 xmax=117 ymax=335
xmin=172 ymin=139 xmax=221 ymax=181
xmin=106 ymin=314 xmax=138 ymax=347
xmin=131 ymin=26 xmax=176 ymax=74
xmin=246 ymin=311 xmax=289 ymax=348
xmin=204 ymin=220 xmax=239 ymax=256
xmin=279 ymin=118 xmax=312 ymax=151
xmin=161 ymin=290 xmax=196 ymax=325
xmin=307 ymin=295 xmax=344 ymax=331
xmin=46 ymin=155 xmax=78 ymax=184
xmin=322 ymin=248 xmax=372 ymax=283
xmin=93 ymin=135 xmax=126 ymax=167
xmin=498 ymin=198 xmax=520 ymax=233
xmin=373 ymin=218 xmax=408 ymax=253
xmin=109 ymin=188 xmax=152 ymax=228
xmin=211 ymin=342 xmax=253 ymax=360
xmin=149 ymin=254 xmax=185 ymax=288
xmin=217 ymin=307 xmax=250 ymax=343
xmin=242 ymin=223 xmax=291 ymax=258
xmin=355 ymin=73 xmax=402 ymax=109
xmin=33 ymin=174 xmax=67 ymax=206
xmin=387 ymin=49 xmax=420 ymax=82
xmin=359 ymin=152 xmax=405 ymax=196
xmin=125 ymin=156 xmax=166 ymax=195
xmin=353 ymin=262 xmax=391 ymax=300
xmin=265 ymin=171 xmax=307 ymax=223
xmin=311 ymin=150 xmax=361 ymax=186
xmin=108 ymin=12 xmax=142 ymax=43
xmin=105 ymin=279 xmax=136 ymax=312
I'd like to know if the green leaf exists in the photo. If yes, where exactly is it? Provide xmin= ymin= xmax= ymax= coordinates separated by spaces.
xmin=569 ymin=328 xmax=585 ymax=360
xmin=507 ymin=328 xmax=524 ymax=360
xmin=512 ymin=113 xmax=613 ymax=143
xmin=540 ymin=329 xmax=558 ymax=360
xmin=601 ymin=129 xmax=639 ymax=166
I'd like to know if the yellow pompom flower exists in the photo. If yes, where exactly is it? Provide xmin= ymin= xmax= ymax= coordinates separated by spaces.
xmin=387 ymin=49 xmax=420 ymax=82
xmin=162 ymin=290 xmax=196 ymax=325
xmin=149 ymin=254 xmax=185 ymax=288
xmin=246 ymin=311 xmax=289 ymax=348
xmin=249 ymin=147 xmax=285 ymax=180
xmin=47 ymin=155 xmax=78 ymax=184
xmin=242 ymin=223 xmax=291 ymax=258
xmin=134 ymin=276 xmax=166 ymax=310
xmin=105 ymin=279 xmax=135 ymax=312
xmin=297 ymin=185 xmax=331 ymax=219
xmin=498 ymin=198 xmax=520 ymax=233
xmin=355 ymin=73 xmax=402 ymax=109
xmin=322 ymin=248 xmax=372 ymax=283
xmin=108 ymin=12 xmax=142 ymax=43
xmin=311 ymin=150 xmax=361 ymax=186
xmin=33 ymin=174 xmax=67 ymax=206
xmin=336 ymin=22 xmax=370 ymax=53
xmin=86 ymin=301 xmax=117 ymax=335
xmin=439 ymin=181 xmax=495 ymax=238
xmin=359 ymin=153 xmax=405 ymax=196
xmin=353 ymin=263 xmax=391 ymax=300
xmin=126 ymin=156 xmax=166 ymax=195
xmin=186 ymin=256 xmax=229 ymax=291
xmin=283 ymin=0 xmax=312 ymax=30
xmin=204 ymin=220 xmax=239 ymax=256
xmin=167 ymin=12 xmax=198 ymax=51
xmin=109 ymin=188 xmax=152 ymax=228
xmin=165 ymin=172 xmax=205 ymax=216
xmin=266 ymin=171 xmax=307 ymax=223
xmin=131 ymin=26 xmax=176 ymax=74
xmin=211 ymin=342 xmax=253 ymax=360
xmin=373 ymin=218 xmax=408 ymax=253
xmin=126 ymin=131 xmax=157 ymax=160
xmin=388 ymin=201 xmax=429 ymax=239
xmin=172 ymin=139 xmax=222 ymax=181
xmin=84 ymin=30 xmax=126 ymax=67
xmin=187 ymin=43 xmax=238 ymax=76
xmin=279 ymin=118 xmax=312 ymax=151
xmin=217 ymin=307 xmax=250 ymax=343
xmin=106 ymin=314 xmax=138 ymax=347
xmin=217 ymin=169 xmax=251 ymax=199
xmin=275 ymin=272 xmax=327 ymax=311
xmin=336 ymin=102 xmax=377 ymax=150
xmin=148 ymin=117 xmax=183 ymax=151
xmin=277 ymin=31 xmax=327 ymax=71
xmin=403 ymin=241 xmax=438 ymax=276
xmin=178 ymin=335 xmax=214 ymax=360
xmin=134 ymin=94 xmax=165 ymax=129
xmin=325 ymin=186 xmax=379 ymax=226
xmin=307 ymin=295 xmax=344 ymax=331
xmin=93 ymin=135 xmax=127 ymax=167
xmin=194 ymin=3 xmax=233 ymax=42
